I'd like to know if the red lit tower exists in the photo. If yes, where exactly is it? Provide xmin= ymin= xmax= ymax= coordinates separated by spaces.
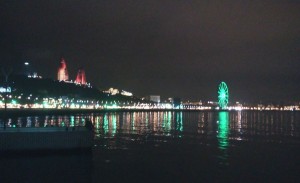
xmin=57 ymin=58 xmax=69 ymax=81
xmin=75 ymin=67 xmax=86 ymax=84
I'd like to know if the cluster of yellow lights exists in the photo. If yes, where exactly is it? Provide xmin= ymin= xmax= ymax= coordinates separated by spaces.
xmin=0 ymin=98 xmax=299 ymax=111
xmin=0 ymin=94 xmax=299 ymax=111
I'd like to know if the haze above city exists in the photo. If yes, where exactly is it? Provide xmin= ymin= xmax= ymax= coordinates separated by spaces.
xmin=1 ymin=1 xmax=299 ymax=103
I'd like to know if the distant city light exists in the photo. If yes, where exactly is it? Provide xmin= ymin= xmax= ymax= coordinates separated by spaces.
xmin=24 ymin=62 xmax=29 ymax=65
xmin=0 ymin=87 xmax=11 ymax=93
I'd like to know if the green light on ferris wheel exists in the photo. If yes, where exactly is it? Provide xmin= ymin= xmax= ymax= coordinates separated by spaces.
xmin=218 ymin=82 xmax=229 ymax=109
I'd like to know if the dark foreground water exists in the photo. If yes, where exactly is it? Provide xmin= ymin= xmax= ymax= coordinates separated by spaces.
xmin=1 ymin=111 xmax=300 ymax=183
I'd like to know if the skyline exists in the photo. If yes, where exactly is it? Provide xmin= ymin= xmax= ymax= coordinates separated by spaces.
xmin=1 ymin=1 xmax=299 ymax=103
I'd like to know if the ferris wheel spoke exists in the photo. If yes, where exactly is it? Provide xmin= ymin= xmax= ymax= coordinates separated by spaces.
xmin=218 ymin=82 xmax=229 ymax=109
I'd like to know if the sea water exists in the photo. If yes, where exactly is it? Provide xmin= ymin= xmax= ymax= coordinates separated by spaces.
xmin=1 ymin=111 xmax=299 ymax=183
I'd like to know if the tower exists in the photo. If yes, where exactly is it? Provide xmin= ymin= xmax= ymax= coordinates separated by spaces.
xmin=57 ymin=58 xmax=69 ymax=81
xmin=75 ymin=67 xmax=86 ymax=84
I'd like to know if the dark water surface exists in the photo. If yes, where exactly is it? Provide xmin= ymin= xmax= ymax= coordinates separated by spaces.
xmin=1 ymin=111 xmax=300 ymax=183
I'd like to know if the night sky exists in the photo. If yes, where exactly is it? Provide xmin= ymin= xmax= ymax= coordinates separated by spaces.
xmin=0 ymin=0 xmax=299 ymax=103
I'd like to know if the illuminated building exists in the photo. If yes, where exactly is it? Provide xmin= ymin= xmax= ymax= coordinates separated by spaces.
xmin=75 ymin=68 xmax=86 ymax=84
xmin=150 ymin=95 xmax=160 ymax=103
xmin=173 ymin=97 xmax=181 ymax=107
xmin=121 ymin=90 xmax=133 ymax=96
xmin=104 ymin=88 xmax=119 ymax=95
xmin=103 ymin=88 xmax=133 ymax=96
xmin=57 ymin=58 xmax=69 ymax=81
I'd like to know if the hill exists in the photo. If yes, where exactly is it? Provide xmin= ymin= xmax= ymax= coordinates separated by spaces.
xmin=0 ymin=75 xmax=141 ymax=105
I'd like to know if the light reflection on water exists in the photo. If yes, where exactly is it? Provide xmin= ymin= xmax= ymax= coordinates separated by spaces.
xmin=4 ymin=111 xmax=300 ymax=143
xmin=217 ymin=112 xmax=229 ymax=150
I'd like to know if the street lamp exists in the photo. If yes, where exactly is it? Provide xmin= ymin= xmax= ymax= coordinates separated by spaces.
xmin=1 ymin=67 xmax=12 ymax=129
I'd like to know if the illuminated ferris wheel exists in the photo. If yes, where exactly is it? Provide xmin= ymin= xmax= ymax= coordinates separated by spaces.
xmin=218 ymin=82 xmax=229 ymax=109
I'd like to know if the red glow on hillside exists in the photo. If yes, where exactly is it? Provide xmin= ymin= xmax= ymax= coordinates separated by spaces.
xmin=57 ymin=58 xmax=69 ymax=81
xmin=75 ymin=68 xmax=86 ymax=84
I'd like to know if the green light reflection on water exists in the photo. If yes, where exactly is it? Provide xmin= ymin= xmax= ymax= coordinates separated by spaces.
xmin=95 ymin=116 xmax=100 ymax=130
xmin=176 ymin=112 xmax=183 ymax=132
xmin=103 ymin=113 xmax=109 ymax=134
xmin=175 ymin=112 xmax=183 ymax=138
xmin=217 ymin=111 xmax=229 ymax=150
xmin=164 ymin=111 xmax=172 ymax=133
xmin=70 ymin=116 xmax=75 ymax=127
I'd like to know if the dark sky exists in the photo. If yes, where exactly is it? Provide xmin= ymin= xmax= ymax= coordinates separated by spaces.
xmin=0 ymin=0 xmax=299 ymax=103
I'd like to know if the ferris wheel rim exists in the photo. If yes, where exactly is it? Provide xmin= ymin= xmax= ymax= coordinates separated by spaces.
xmin=218 ymin=81 xmax=229 ymax=109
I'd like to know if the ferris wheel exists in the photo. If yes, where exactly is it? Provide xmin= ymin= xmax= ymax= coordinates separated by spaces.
xmin=218 ymin=82 xmax=229 ymax=109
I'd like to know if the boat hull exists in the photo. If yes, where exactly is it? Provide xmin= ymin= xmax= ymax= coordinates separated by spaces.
xmin=0 ymin=127 xmax=93 ymax=151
